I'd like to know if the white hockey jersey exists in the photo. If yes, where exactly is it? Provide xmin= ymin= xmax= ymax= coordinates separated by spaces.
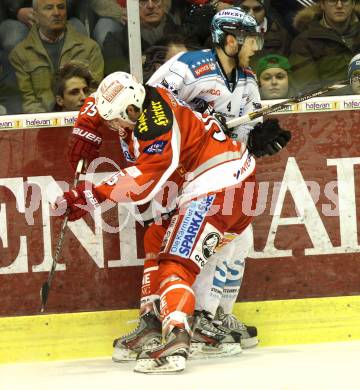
xmin=147 ymin=49 xmax=262 ymax=143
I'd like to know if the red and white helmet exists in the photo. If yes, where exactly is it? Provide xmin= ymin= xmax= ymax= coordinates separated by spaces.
xmin=95 ymin=72 xmax=146 ymax=123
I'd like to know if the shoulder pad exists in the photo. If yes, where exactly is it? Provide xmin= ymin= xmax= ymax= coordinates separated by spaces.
xmin=134 ymin=88 xmax=173 ymax=141
xmin=177 ymin=50 xmax=217 ymax=79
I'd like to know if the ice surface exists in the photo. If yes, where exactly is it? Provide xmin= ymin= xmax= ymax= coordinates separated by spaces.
xmin=1 ymin=340 xmax=359 ymax=390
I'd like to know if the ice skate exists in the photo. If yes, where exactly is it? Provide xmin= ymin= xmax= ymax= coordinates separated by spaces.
xmin=134 ymin=326 xmax=191 ymax=374
xmin=112 ymin=310 xmax=162 ymax=362
xmin=189 ymin=310 xmax=242 ymax=359
xmin=214 ymin=306 xmax=259 ymax=349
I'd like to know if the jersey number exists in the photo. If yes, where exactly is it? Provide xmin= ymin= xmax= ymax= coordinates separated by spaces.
xmin=80 ymin=101 xmax=97 ymax=117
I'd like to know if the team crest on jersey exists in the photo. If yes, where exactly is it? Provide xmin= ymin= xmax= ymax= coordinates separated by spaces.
xmin=143 ymin=140 xmax=168 ymax=154
xmin=191 ymin=61 xmax=216 ymax=78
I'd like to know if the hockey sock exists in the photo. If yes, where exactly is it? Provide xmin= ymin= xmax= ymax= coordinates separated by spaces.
xmin=140 ymin=256 xmax=160 ymax=314
xmin=158 ymin=261 xmax=196 ymax=335
xmin=192 ymin=242 xmax=233 ymax=317
xmin=218 ymin=259 xmax=245 ymax=314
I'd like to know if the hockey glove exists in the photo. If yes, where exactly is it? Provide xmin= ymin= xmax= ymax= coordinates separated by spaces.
xmin=68 ymin=126 xmax=103 ymax=171
xmin=54 ymin=181 xmax=105 ymax=221
xmin=247 ymin=119 xmax=291 ymax=158
xmin=191 ymin=97 xmax=215 ymax=115
xmin=213 ymin=112 xmax=231 ymax=136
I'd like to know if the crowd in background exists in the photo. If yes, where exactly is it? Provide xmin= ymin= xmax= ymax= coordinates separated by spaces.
xmin=0 ymin=0 xmax=360 ymax=115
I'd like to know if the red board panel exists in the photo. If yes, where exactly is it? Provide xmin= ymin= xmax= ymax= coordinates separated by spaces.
xmin=0 ymin=110 xmax=360 ymax=316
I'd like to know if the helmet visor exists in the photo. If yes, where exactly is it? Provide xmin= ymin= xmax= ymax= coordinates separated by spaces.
xmin=235 ymin=32 xmax=264 ymax=51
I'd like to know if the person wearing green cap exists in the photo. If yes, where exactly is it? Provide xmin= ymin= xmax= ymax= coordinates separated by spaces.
xmin=255 ymin=54 xmax=294 ymax=99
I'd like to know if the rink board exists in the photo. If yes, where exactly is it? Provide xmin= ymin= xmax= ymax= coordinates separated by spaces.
xmin=1 ymin=295 xmax=360 ymax=363
xmin=1 ymin=97 xmax=360 ymax=362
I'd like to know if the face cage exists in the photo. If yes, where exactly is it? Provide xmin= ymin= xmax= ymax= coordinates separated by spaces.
xmin=235 ymin=32 xmax=264 ymax=51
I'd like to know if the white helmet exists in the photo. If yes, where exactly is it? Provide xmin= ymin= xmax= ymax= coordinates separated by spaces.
xmin=95 ymin=72 xmax=146 ymax=123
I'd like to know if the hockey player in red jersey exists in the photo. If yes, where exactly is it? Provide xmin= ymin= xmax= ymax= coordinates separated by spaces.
xmin=57 ymin=71 xmax=290 ymax=373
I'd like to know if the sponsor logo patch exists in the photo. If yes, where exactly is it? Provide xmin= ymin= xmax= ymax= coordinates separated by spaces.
xmin=189 ymin=222 xmax=223 ymax=268
xmin=169 ymin=195 xmax=215 ymax=258
xmin=143 ymin=140 xmax=168 ymax=155
xmin=134 ymin=90 xmax=173 ymax=141
xmin=192 ymin=62 xmax=216 ymax=78
xmin=202 ymin=232 xmax=221 ymax=259
xmin=101 ymin=80 xmax=124 ymax=103
xmin=151 ymin=101 xmax=169 ymax=126
xmin=304 ymin=101 xmax=339 ymax=111
xmin=343 ymin=100 xmax=360 ymax=109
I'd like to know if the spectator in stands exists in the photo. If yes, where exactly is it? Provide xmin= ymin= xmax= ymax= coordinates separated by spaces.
xmin=0 ymin=1 xmax=86 ymax=53
xmin=142 ymin=34 xmax=201 ymax=82
xmin=271 ymin=0 xmax=316 ymax=36
xmin=102 ymin=0 xmax=183 ymax=75
xmin=184 ymin=1 xmax=254 ymax=47
xmin=53 ymin=62 xmax=97 ymax=111
xmin=255 ymin=54 xmax=295 ymax=99
xmin=83 ymin=0 xmax=126 ymax=50
xmin=348 ymin=53 xmax=360 ymax=94
xmin=290 ymin=0 xmax=360 ymax=92
xmin=0 ymin=51 xmax=22 ymax=114
xmin=9 ymin=0 xmax=103 ymax=114
xmin=235 ymin=0 xmax=291 ymax=66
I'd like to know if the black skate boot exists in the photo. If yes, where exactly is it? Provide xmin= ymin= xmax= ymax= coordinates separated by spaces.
xmin=112 ymin=310 xmax=162 ymax=362
xmin=213 ymin=306 xmax=258 ymax=349
xmin=134 ymin=326 xmax=191 ymax=374
xmin=189 ymin=310 xmax=242 ymax=359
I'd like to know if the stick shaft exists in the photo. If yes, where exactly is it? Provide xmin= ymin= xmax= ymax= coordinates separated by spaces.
xmin=40 ymin=159 xmax=84 ymax=311
xmin=226 ymin=80 xmax=347 ymax=129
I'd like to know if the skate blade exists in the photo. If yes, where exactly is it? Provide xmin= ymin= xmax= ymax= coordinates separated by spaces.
xmin=112 ymin=348 xmax=137 ymax=362
xmin=189 ymin=342 xmax=242 ymax=360
xmin=241 ymin=337 xmax=259 ymax=349
xmin=112 ymin=338 xmax=162 ymax=363
xmin=134 ymin=355 xmax=186 ymax=374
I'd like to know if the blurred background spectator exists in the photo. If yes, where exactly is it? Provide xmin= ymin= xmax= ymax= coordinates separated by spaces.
xmin=348 ymin=53 xmax=360 ymax=94
xmin=235 ymin=0 xmax=291 ymax=67
xmin=271 ymin=0 xmax=316 ymax=36
xmin=0 ymin=1 xmax=86 ymax=53
xmin=290 ymin=0 xmax=360 ymax=92
xmin=102 ymin=0 xmax=183 ymax=75
xmin=255 ymin=53 xmax=296 ymax=99
xmin=53 ymin=62 xmax=98 ymax=111
xmin=9 ymin=0 xmax=103 ymax=114
xmin=142 ymin=33 xmax=201 ymax=82
xmin=0 ymin=50 xmax=22 ymax=114
xmin=183 ymin=1 xmax=238 ymax=47
xmin=83 ymin=0 xmax=126 ymax=50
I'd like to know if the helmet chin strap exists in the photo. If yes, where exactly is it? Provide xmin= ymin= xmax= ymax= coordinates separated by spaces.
xmin=221 ymin=39 xmax=241 ymax=68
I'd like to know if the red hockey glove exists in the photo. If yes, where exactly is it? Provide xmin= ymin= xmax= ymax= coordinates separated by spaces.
xmin=68 ymin=126 xmax=103 ymax=171
xmin=54 ymin=181 xmax=105 ymax=221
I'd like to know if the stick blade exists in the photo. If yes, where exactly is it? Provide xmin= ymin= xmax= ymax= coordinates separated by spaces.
xmin=40 ymin=281 xmax=50 ymax=312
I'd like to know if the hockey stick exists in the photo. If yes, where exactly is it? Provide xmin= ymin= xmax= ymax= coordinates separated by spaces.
xmin=226 ymin=79 xmax=348 ymax=129
xmin=40 ymin=159 xmax=84 ymax=312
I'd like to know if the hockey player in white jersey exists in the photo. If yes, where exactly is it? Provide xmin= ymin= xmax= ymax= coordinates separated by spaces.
xmin=111 ymin=6 xmax=290 ymax=362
